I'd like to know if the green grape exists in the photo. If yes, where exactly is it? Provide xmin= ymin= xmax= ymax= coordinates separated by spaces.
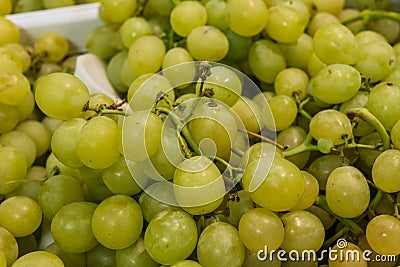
xmin=310 ymin=154 xmax=345 ymax=191
xmin=12 ymin=251 xmax=64 ymax=267
xmin=92 ymin=195 xmax=143 ymax=250
xmin=0 ymin=250 xmax=6 ymax=267
xmin=355 ymin=41 xmax=396 ymax=82
xmin=144 ymin=209 xmax=198 ymax=265
xmin=79 ymin=165 xmax=113 ymax=203
xmin=0 ymin=226 xmax=18 ymax=266
xmin=366 ymin=214 xmax=400 ymax=257
xmin=277 ymin=125 xmax=310 ymax=169
xmin=139 ymin=182 xmax=178 ymax=222
xmin=280 ymin=210 xmax=325 ymax=252
xmin=306 ymin=51 xmax=327 ymax=77
xmin=391 ymin=119 xmax=400 ymax=149
xmin=366 ymin=82 xmax=400 ymax=131
xmin=357 ymin=235 xmax=398 ymax=267
xmin=326 ymin=166 xmax=370 ymax=218
xmin=0 ymin=0 xmax=11 ymax=14
xmin=41 ymin=116 xmax=63 ymax=135
xmin=149 ymin=0 xmax=174 ymax=17
xmin=6 ymin=166 xmax=45 ymax=201
xmin=45 ymin=242 xmax=86 ymax=267
xmin=34 ymin=32 xmax=69 ymax=63
xmin=274 ymin=67 xmax=308 ymax=100
xmin=128 ymin=35 xmax=166 ymax=77
xmin=1 ymin=43 xmax=30 ymax=73
xmin=45 ymin=153 xmax=82 ymax=181
xmin=227 ymin=190 xmax=255 ymax=227
xmin=307 ymin=12 xmax=341 ymax=37
xmin=306 ymin=205 xmax=336 ymax=230
xmin=195 ymin=65 xmax=242 ymax=107
xmin=278 ymin=33 xmax=313 ymax=71
xmin=42 ymin=0 xmax=74 ymax=8
xmin=80 ymin=93 xmax=117 ymax=121
xmin=170 ymin=0 xmax=207 ymax=37
xmin=358 ymin=132 xmax=382 ymax=168
xmin=205 ymin=0 xmax=228 ymax=31
xmin=122 ymin=111 xmax=162 ymax=162
xmin=0 ymin=130 xmax=36 ymax=167
xmin=317 ymin=137 xmax=335 ymax=154
xmin=162 ymin=48 xmax=196 ymax=89
xmin=0 ymin=72 xmax=30 ymax=106
xmin=115 ymin=237 xmax=158 ymax=267
xmin=119 ymin=17 xmax=153 ymax=49
xmin=238 ymin=208 xmax=284 ymax=253
xmin=197 ymin=222 xmax=245 ymax=267
xmin=339 ymin=91 xmax=374 ymax=137
xmin=372 ymin=149 xmax=400 ymax=193
xmin=51 ymin=201 xmax=98 ymax=253
xmin=231 ymin=96 xmax=262 ymax=133
xmin=0 ymin=17 xmax=19 ymax=46
xmin=99 ymin=0 xmax=137 ymax=24
xmin=224 ymin=29 xmax=253 ymax=62
xmin=38 ymin=174 xmax=85 ymax=220
xmin=265 ymin=4 xmax=307 ymax=43
xmin=86 ymin=25 xmax=119 ymax=61
xmin=34 ymin=72 xmax=90 ymax=120
xmin=12 ymin=0 xmax=44 ymax=13
xmin=248 ymin=39 xmax=286 ymax=84
xmin=239 ymin=141 xmax=283 ymax=169
xmin=188 ymin=99 xmax=238 ymax=158
xmin=312 ymin=23 xmax=358 ymax=65
xmin=311 ymin=64 xmax=361 ymax=104
xmin=102 ymin=156 xmax=142 ymax=195
xmin=225 ymin=0 xmax=268 ymax=37
xmin=76 ymin=116 xmax=120 ymax=169
xmin=186 ymin=25 xmax=229 ymax=62
xmin=173 ymin=156 xmax=225 ymax=215
xmin=16 ymin=120 xmax=51 ymax=157
xmin=369 ymin=18 xmax=400 ymax=44
xmin=106 ymin=50 xmax=129 ymax=93
xmin=16 ymin=91 xmax=34 ymax=123
xmin=127 ymin=73 xmax=175 ymax=111
xmin=312 ymin=0 xmax=345 ymax=15
xmin=355 ymin=30 xmax=387 ymax=46
xmin=0 ymin=47 xmax=23 ymax=73
xmin=309 ymin=109 xmax=353 ymax=145
xmin=242 ymin=157 xmax=305 ymax=211
xmin=86 ymin=244 xmax=116 ymax=267
xmin=170 ymin=260 xmax=202 ymax=267
xmin=327 ymin=242 xmax=367 ymax=267
xmin=262 ymin=94 xmax=297 ymax=132
xmin=290 ymin=171 xmax=319 ymax=210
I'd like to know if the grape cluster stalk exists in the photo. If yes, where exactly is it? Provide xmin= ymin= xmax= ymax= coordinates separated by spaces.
xmin=2 ymin=0 xmax=400 ymax=266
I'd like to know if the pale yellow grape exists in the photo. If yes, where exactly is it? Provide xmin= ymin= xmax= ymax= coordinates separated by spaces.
xmin=162 ymin=47 xmax=196 ymax=89
xmin=99 ymin=0 xmax=137 ymax=24
xmin=372 ymin=149 xmax=400 ymax=193
xmin=366 ymin=214 xmax=400 ymax=256
xmin=225 ymin=0 xmax=269 ymax=37
xmin=0 ymin=72 xmax=30 ymax=106
xmin=312 ymin=0 xmax=345 ymax=15
xmin=0 ymin=17 xmax=19 ymax=45
xmin=0 ymin=130 xmax=36 ymax=167
xmin=262 ymin=94 xmax=297 ymax=132
xmin=307 ymin=52 xmax=327 ymax=77
xmin=328 ymin=242 xmax=367 ymax=267
xmin=231 ymin=96 xmax=262 ymax=133
xmin=355 ymin=30 xmax=387 ymax=46
xmin=128 ymin=35 xmax=166 ymax=77
xmin=0 ymin=47 xmax=23 ymax=73
xmin=274 ymin=67 xmax=309 ymax=100
xmin=170 ymin=0 xmax=207 ymax=37
xmin=10 ymin=251 xmax=64 ymax=267
xmin=290 ymin=171 xmax=319 ymax=210
xmin=0 ymin=0 xmax=11 ymax=15
xmin=186 ymin=25 xmax=229 ymax=62
xmin=76 ymin=116 xmax=120 ymax=169
xmin=16 ymin=91 xmax=35 ymax=123
xmin=2 ymin=43 xmax=31 ymax=73
xmin=34 ymin=32 xmax=69 ymax=63
xmin=307 ymin=12 xmax=340 ymax=36
xmin=0 ymin=146 xmax=27 ymax=195
xmin=120 ymin=17 xmax=154 ymax=49
xmin=16 ymin=120 xmax=52 ymax=157
xmin=0 ymin=226 xmax=18 ymax=266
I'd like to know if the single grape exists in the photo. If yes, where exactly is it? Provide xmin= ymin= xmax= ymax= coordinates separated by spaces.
xmin=277 ymin=125 xmax=310 ymax=168
xmin=92 ymin=195 xmax=143 ymax=250
xmin=0 ymin=17 xmax=19 ymax=46
xmin=355 ymin=30 xmax=387 ymax=46
xmin=45 ymin=242 xmax=86 ymax=267
xmin=149 ymin=0 xmax=174 ymax=17
xmin=0 ymin=0 xmax=12 ymax=15
xmin=231 ymin=96 xmax=262 ymax=133
xmin=307 ymin=12 xmax=341 ymax=37
xmin=372 ymin=149 xmax=400 ymax=193
xmin=162 ymin=48 xmax=195 ymax=89
xmin=205 ymin=0 xmax=228 ymax=31
xmin=0 ymin=226 xmax=18 ymax=266
xmin=227 ymin=190 xmax=254 ymax=227
xmin=106 ymin=50 xmax=129 ymax=93
xmin=312 ymin=0 xmax=345 ymax=15
xmin=366 ymin=214 xmax=400 ymax=256
xmin=278 ymin=33 xmax=313 ymax=71
xmin=99 ymin=0 xmax=137 ymax=24
xmin=308 ymin=154 xmax=344 ymax=190
xmin=0 ymin=47 xmax=23 ymax=73
xmin=0 ymin=72 xmax=30 ymax=106
xmin=34 ymin=32 xmax=69 ymax=63
xmin=307 ymin=51 xmax=327 ymax=77
xmin=16 ymin=91 xmax=35 ymax=123
xmin=86 ymin=25 xmax=119 ymax=61
xmin=11 ymin=251 xmax=64 ymax=267
xmin=16 ymin=120 xmax=52 ymax=157
xmin=119 ymin=17 xmax=153 ymax=49
xmin=290 ymin=171 xmax=319 ymax=210
xmin=115 ymin=237 xmax=159 ymax=267
xmin=0 ymin=102 xmax=19 ymax=134
xmin=170 ymin=0 xmax=207 ymax=37
xmin=0 ymin=130 xmax=36 ymax=167
xmin=224 ymin=29 xmax=253 ymax=62
xmin=274 ymin=67 xmax=309 ymax=100
xmin=262 ymin=94 xmax=298 ymax=132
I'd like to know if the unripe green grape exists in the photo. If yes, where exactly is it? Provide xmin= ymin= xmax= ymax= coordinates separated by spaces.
xmin=326 ymin=166 xmax=370 ymax=218
xmin=144 ymin=209 xmax=198 ymax=265
xmin=277 ymin=126 xmax=310 ymax=168
xmin=307 ymin=12 xmax=340 ymax=37
xmin=372 ymin=149 xmax=400 ymax=193
xmin=51 ymin=202 xmax=98 ymax=253
xmin=290 ymin=171 xmax=319 ymax=210
xmin=317 ymin=137 xmax=335 ymax=154
xmin=128 ymin=35 xmax=165 ymax=77
xmin=86 ymin=25 xmax=119 ymax=61
xmin=106 ymin=50 xmax=129 ymax=93
xmin=34 ymin=32 xmax=69 ymax=63
xmin=170 ymin=0 xmax=207 ymax=37
xmin=186 ymin=25 xmax=229 ymax=62
xmin=0 ymin=130 xmax=37 ymax=167
xmin=224 ymin=29 xmax=253 ymax=62
xmin=119 ymin=17 xmax=153 ymax=49
xmin=308 ymin=154 xmax=344 ymax=190
xmin=366 ymin=82 xmax=400 ymax=131
xmin=262 ymin=94 xmax=297 ymax=132
xmin=116 ymin=237 xmax=159 ymax=267
xmin=86 ymin=244 xmax=116 ymax=267
xmin=280 ymin=210 xmax=325 ymax=253
xmin=0 ymin=17 xmax=19 ymax=46
xmin=355 ymin=41 xmax=396 ymax=83
xmin=45 ymin=242 xmax=86 ymax=267
xmin=162 ymin=48 xmax=196 ymax=89
xmin=225 ymin=0 xmax=268 ymax=37
xmin=248 ymin=39 xmax=286 ymax=84
xmin=34 ymin=72 xmax=90 ymax=120
xmin=197 ymin=222 xmax=245 ymax=267
xmin=99 ymin=0 xmax=137 ymax=24
xmin=205 ymin=0 xmax=228 ymax=31
xmin=278 ymin=33 xmax=313 ymax=71
xmin=366 ymin=214 xmax=400 ymax=256
xmin=313 ymin=23 xmax=358 ymax=65
xmin=76 ymin=116 xmax=120 ymax=169
xmin=242 ymin=157 xmax=305 ymax=211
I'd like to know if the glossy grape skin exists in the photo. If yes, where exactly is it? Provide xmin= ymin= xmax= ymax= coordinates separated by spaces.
xmin=0 ymin=196 xmax=42 ymax=238
xmin=34 ymin=32 xmax=69 ymax=63
xmin=11 ymin=251 xmax=64 ymax=267
xmin=357 ymin=235 xmax=399 ymax=267
xmin=92 ymin=195 xmax=143 ymax=250
xmin=366 ymin=214 xmax=400 ymax=256
xmin=291 ymin=171 xmax=319 ymax=210
xmin=99 ymin=0 xmax=137 ymax=24
xmin=0 ymin=146 xmax=27 ymax=195
xmin=372 ymin=149 xmax=400 ymax=193
xmin=262 ymin=94 xmax=297 ymax=132
xmin=326 ymin=166 xmax=370 ymax=218
xmin=328 ymin=242 xmax=367 ymax=267
xmin=0 ymin=226 xmax=18 ymax=266
xmin=0 ymin=72 xmax=30 ymax=106
xmin=0 ymin=130 xmax=36 ymax=167
xmin=119 ymin=17 xmax=153 ymax=49
xmin=308 ymin=154 xmax=343 ymax=190
xmin=238 ymin=208 xmax=284 ymax=253
xmin=227 ymin=190 xmax=255 ymax=227
xmin=34 ymin=72 xmax=90 ymax=120
xmin=0 ymin=17 xmax=20 ymax=46
xmin=170 ymin=0 xmax=207 ymax=37
xmin=162 ymin=48 xmax=195 ymax=89
xmin=144 ymin=209 xmax=198 ymax=265
xmin=0 ymin=103 xmax=19 ymax=134
xmin=16 ymin=120 xmax=52 ymax=157
xmin=242 ymin=157 xmax=305 ymax=212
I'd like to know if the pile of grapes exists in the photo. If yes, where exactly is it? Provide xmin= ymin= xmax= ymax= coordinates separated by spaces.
xmin=1 ymin=0 xmax=400 ymax=266
xmin=0 ymin=0 xmax=99 ymax=14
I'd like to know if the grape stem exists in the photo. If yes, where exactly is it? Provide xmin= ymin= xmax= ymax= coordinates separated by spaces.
xmin=239 ymin=129 xmax=287 ymax=151
xmin=282 ymin=133 xmax=319 ymax=157
xmin=99 ymin=109 xmax=127 ymax=116
xmin=346 ymin=107 xmax=391 ymax=150
xmin=316 ymin=196 xmax=364 ymax=237
xmin=322 ymin=226 xmax=349 ymax=250
xmin=297 ymin=97 xmax=312 ymax=121
xmin=341 ymin=9 xmax=400 ymax=32
xmin=367 ymin=189 xmax=383 ymax=219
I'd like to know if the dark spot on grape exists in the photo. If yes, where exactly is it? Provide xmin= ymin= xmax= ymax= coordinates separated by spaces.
xmin=389 ymin=59 xmax=395 ymax=66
